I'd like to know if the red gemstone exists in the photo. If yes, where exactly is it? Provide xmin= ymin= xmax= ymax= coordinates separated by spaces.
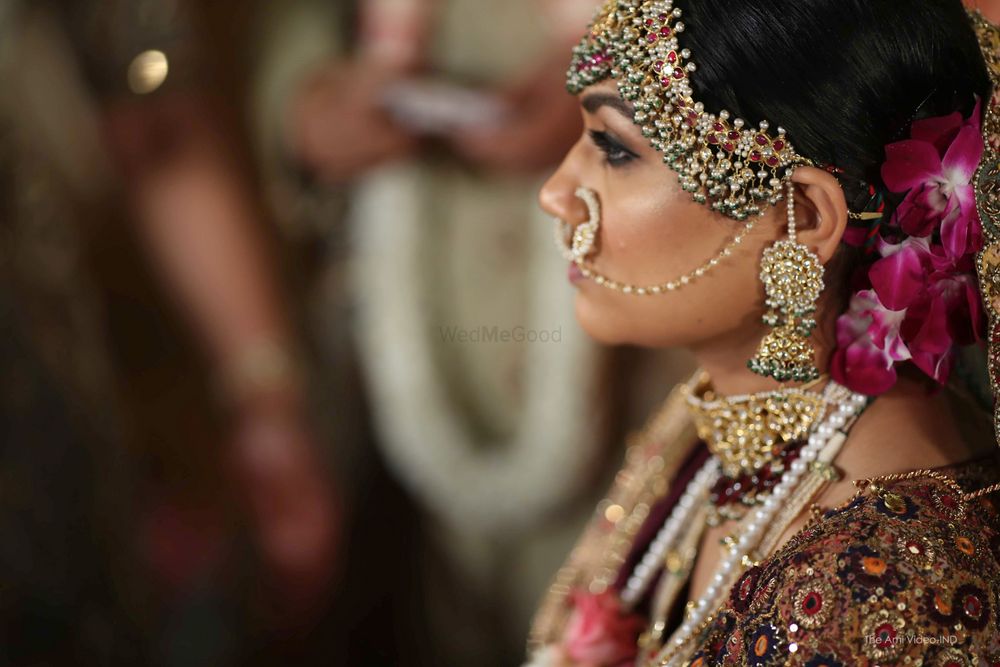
xmin=654 ymin=60 xmax=664 ymax=71
xmin=802 ymin=591 xmax=823 ymax=615
xmin=645 ymin=18 xmax=655 ymax=26
xmin=667 ymin=50 xmax=678 ymax=63
xmin=755 ymin=134 xmax=769 ymax=146
xmin=658 ymin=12 xmax=668 ymax=20
xmin=728 ymin=130 xmax=740 ymax=140
xmin=713 ymin=122 xmax=725 ymax=132
xmin=766 ymin=155 xmax=780 ymax=166
xmin=750 ymin=150 xmax=763 ymax=162
xmin=673 ymin=68 xmax=685 ymax=79
xmin=964 ymin=595 xmax=983 ymax=617
xmin=772 ymin=139 xmax=785 ymax=151
xmin=708 ymin=134 xmax=720 ymax=144
xmin=646 ymin=33 xmax=658 ymax=43
xmin=723 ymin=142 xmax=735 ymax=151
xmin=660 ymin=76 xmax=671 ymax=87
xmin=875 ymin=623 xmax=897 ymax=647
xmin=660 ymin=27 xmax=671 ymax=37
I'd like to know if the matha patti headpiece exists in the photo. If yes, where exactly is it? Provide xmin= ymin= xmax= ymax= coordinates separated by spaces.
xmin=568 ymin=0 xmax=810 ymax=221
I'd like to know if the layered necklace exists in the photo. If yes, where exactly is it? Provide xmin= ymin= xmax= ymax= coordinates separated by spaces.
xmin=621 ymin=374 xmax=868 ymax=667
xmin=683 ymin=371 xmax=832 ymax=524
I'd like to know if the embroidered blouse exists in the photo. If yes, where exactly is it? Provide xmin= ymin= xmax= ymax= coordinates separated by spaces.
xmin=685 ymin=456 xmax=1000 ymax=666
xmin=526 ymin=387 xmax=1000 ymax=667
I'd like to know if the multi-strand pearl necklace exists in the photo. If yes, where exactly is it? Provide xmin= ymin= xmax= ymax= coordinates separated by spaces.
xmin=622 ymin=380 xmax=867 ymax=666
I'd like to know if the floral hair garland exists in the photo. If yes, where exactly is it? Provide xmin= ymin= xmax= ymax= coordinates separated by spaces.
xmin=832 ymin=99 xmax=987 ymax=395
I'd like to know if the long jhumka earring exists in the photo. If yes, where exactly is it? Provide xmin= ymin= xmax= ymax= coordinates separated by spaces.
xmin=747 ymin=180 xmax=824 ymax=382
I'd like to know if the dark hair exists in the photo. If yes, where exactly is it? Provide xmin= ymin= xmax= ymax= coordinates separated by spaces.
xmin=679 ymin=0 xmax=990 ymax=212
xmin=675 ymin=0 xmax=992 ymax=348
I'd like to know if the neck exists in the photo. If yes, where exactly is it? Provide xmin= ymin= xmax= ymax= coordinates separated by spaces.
xmin=687 ymin=324 xmax=833 ymax=396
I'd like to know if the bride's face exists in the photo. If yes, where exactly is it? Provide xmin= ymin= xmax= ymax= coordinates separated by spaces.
xmin=539 ymin=79 xmax=786 ymax=349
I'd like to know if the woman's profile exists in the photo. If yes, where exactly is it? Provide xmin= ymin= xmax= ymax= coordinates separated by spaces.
xmin=526 ymin=1 xmax=1000 ymax=665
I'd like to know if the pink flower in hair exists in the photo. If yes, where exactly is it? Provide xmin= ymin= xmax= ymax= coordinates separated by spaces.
xmin=832 ymin=235 xmax=984 ymax=394
xmin=831 ymin=289 xmax=911 ymax=395
xmin=881 ymin=99 xmax=985 ymax=258
xmin=833 ymin=98 xmax=988 ymax=395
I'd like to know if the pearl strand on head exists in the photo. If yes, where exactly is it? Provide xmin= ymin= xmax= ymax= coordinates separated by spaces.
xmin=620 ymin=457 xmax=721 ymax=608
xmin=653 ymin=385 xmax=867 ymax=667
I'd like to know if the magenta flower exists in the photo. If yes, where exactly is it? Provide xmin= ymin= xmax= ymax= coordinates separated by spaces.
xmin=833 ymin=99 xmax=988 ymax=395
xmin=833 ymin=234 xmax=983 ymax=394
xmin=832 ymin=290 xmax=911 ymax=395
xmin=881 ymin=99 xmax=984 ymax=259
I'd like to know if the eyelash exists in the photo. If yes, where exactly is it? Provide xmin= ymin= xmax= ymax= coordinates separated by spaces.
xmin=588 ymin=130 xmax=637 ymax=167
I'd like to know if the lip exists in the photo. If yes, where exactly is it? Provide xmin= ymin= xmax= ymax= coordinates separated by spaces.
xmin=568 ymin=262 xmax=586 ymax=284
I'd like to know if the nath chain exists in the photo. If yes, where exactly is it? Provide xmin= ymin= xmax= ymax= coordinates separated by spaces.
xmin=554 ymin=187 xmax=759 ymax=295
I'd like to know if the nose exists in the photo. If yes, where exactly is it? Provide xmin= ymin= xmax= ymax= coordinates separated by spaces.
xmin=539 ymin=146 xmax=588 ymax=226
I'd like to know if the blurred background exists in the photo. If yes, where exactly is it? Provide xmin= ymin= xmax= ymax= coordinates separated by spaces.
xmin=0 ymin=0 xmax=695 ymax=665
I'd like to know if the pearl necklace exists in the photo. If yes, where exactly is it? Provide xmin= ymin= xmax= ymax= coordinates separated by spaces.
xmin=621 ymin=457 xmax=720 ymax=608
xmin=630 ymin=381 xmax=867 ymax=666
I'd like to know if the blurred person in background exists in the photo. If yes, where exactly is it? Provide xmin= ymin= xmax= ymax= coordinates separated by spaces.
xmin=257 ymin=0 xmax=695 ymax=664
xmin=0 ymin=1 xmax=339 ymax=664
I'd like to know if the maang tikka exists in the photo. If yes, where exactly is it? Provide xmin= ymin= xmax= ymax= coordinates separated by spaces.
xmin=747 ymin=180 xmax=825 ymax=382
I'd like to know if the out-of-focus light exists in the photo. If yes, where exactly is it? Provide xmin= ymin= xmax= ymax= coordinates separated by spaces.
xmin=127 ymin=50 xmax=169 ymax=94
xmin=604 ymin=504 xmax=625 ymax=523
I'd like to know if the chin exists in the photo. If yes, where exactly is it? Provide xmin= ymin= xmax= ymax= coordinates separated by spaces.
xmin=572 ymin=292 xmax=705 ymax=349
xmin=572 ymin=292 xmax=661 ymax=347
xmin=573 ymin=293 xmax=625 ymax=345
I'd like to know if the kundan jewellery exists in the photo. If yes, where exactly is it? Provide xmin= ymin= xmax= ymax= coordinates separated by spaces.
xmin=645 ymin=381 xmax=867 ymax=667
xmin=680 ymin=370 xmax=833 ymax=524
xmin=747 ymin=180 xmax=825 ymax=382
xmin=567 ymin=0 xmax=810 ymax=221
xmin=523 ymin=373 xmax=869 ymax=667
xmin=554 ymin=0 xmax=825 ymax=308
xmin=681 ymin=370 xmax=829 ymax=478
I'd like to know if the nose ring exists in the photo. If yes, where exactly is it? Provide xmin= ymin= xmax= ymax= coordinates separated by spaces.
xmin=553 ymin=187 xmax=601 ymax=262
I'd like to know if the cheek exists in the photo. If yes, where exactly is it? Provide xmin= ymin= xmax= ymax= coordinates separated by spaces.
xmin=572 ymin=189 xmax=772 ymax=347
xmin=573 ymin=265 xmax=764 ymax=348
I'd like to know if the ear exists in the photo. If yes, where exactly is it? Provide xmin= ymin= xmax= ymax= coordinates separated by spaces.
xmin=789 ymin=166 xmax=849 ymax=265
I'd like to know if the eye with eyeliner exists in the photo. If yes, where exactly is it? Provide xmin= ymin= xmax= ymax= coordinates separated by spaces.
xmin=588 ymin=129 xmax=639 ymax=167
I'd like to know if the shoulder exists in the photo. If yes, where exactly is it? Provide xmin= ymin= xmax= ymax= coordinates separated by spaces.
xmin=703 ymin=465 xmax=1000 ymax=666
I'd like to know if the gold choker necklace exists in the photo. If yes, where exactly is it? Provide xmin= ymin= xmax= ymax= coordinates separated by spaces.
xmin=681 ymin=372 xmax=830 ymax=477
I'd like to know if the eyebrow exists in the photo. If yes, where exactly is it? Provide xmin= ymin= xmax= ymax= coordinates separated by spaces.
xmin=581 ymin=92 xmax=634 ymax=119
